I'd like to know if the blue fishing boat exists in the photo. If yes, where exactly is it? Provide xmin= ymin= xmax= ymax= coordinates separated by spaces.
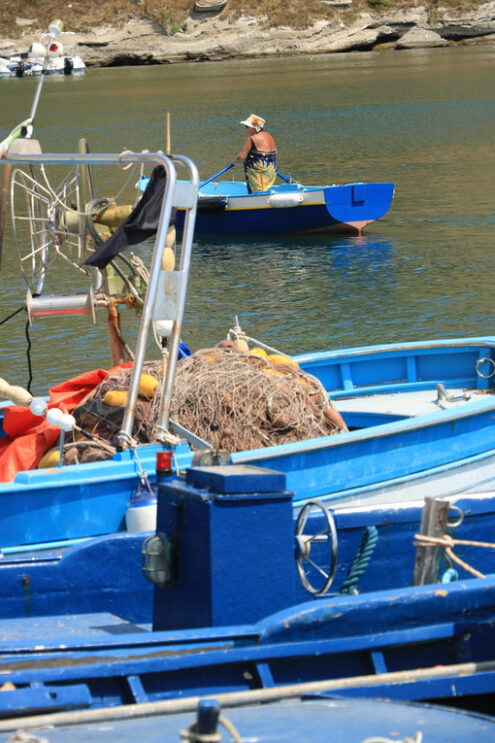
xmin=181 ymin=179 xmax=395 ymax=237
xmin=0 ymin=463 xmax=494 ymax=726
xmin=0 ymin=79 xmax=492 ymax=743
xmin=137 ymin=168 xmax=395 ymax=236
xmin=2 ymin=332 xmax=495 ymax=552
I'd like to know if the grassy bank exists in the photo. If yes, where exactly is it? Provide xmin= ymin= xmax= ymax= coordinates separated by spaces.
xmin=0 ymin=0 xmax=486 ymax=38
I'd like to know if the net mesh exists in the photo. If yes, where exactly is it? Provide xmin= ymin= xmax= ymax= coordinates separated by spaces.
xmin=64 ymin=344 xmax=346 ymax=463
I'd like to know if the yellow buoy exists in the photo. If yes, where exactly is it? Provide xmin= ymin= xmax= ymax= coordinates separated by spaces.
xmin=161 ymin=225 xmax=176 ymax=270
xmin=250 ymin=347 xmax=268 ymax=359
xmin=261 ymin=368 xmax=284 ymax=377
xmin=38 ymin=448 xmax=60 ymax=468
xmin=103 ymin=390 xmax=128 ymax=406
xmin=268 ymin=354 xmax=299 ymax=368
xmin=96 ymin=204 xmax=133 ymax=229
xmin=139 ymin=374 xmax=159 ymax=398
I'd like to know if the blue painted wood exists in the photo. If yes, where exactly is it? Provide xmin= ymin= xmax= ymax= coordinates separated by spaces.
xmin=0 ymin=684 xmax=91 ymax=716
xmin=1 ymin=491 xmax=493 ymax=624
xmin=0 ymin=697 xmax=492 ymax=742
xmin=152 ymin=466 xmax=296 ymax=630
xmin=0 ymin=577 xmax=493 ymax=711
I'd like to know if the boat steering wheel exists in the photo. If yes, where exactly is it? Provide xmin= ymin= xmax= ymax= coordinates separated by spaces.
xmin=295 ymin=500 xmax=338 ymax=596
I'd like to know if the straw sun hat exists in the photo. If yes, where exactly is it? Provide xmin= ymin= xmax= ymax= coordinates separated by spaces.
xmin=240 ymin=114 xmax=265 ymax=132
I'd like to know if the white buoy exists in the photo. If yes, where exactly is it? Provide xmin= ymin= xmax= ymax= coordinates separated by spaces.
xmin=46 ymin=408 xmax=65 ymax=427
xmin=30 ymin=397 xmax=48 ymax=417
xmin=60 ymin=413 xmax=76 ymax=432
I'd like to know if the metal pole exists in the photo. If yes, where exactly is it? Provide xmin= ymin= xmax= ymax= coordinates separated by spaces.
xmin=412 ymin=496 xmax=450 ymax=586
xmin=116 ymin=154 xmax=177 ymax=448
xmin=156 ymin=155 xmax=199 ymax=436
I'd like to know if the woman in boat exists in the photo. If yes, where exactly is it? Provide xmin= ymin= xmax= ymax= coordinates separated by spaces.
xmin=232 ymin=114 xmax=277 ymax=193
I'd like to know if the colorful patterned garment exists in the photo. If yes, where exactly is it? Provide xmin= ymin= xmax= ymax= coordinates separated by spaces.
xmin=244 ymin=139 xmax=277 ymax=193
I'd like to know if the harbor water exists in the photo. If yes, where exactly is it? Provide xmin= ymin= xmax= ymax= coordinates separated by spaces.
xmin=0 ymin=45 xmax=494 ymax=393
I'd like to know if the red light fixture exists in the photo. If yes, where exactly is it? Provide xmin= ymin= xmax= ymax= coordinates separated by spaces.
xmin=156 ymin=450 xmax=173 ymax=473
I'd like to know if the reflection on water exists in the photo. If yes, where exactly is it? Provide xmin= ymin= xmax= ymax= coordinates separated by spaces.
xmin=0 ymin=47 xmax=494 ymax=392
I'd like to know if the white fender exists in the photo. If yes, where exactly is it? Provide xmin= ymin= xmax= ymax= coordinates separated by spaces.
xmin=268 ymin=193 xmax=304 ymax=209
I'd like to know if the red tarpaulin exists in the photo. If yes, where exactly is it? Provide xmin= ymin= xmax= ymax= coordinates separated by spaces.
xmin=0 ymin=363 xmax=132 ymax=483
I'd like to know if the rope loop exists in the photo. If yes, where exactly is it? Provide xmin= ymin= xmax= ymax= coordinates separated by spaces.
xmin=154 ymin=425 xmax=182 ymax=447
xmin=180 ymin=714 xmax=242 ymax=743
xmin=118 ymin=149 xmax=134 ymax=170
xmin=116 ymin=430 xmax=138 ymax=450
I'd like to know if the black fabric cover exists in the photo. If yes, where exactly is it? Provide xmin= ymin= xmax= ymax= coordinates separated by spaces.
xmin=84 ymin=166 xmax=176 ymax=269
xmin=197 ymin=196 xmax=227 ymax=213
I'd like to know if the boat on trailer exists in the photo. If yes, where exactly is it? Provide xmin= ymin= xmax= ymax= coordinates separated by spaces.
xmin=0 ymin=140 xmax=495 ymax=553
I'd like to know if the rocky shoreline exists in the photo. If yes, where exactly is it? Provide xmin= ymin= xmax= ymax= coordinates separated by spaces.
xmin=1 ymin=2 xmax=494 ymax=66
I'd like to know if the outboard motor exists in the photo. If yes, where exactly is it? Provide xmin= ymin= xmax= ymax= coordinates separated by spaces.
xmin=63 ymin=56 xmax=73 ymax=75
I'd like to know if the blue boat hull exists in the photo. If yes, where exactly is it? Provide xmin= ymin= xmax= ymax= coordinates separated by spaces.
xmin=0 ymin=563 xmax=493 ymax=714
xmin=2 ymin=337 xmax=495 ymax=551
xmin=174 ymin=181 xmax=395 ymax=236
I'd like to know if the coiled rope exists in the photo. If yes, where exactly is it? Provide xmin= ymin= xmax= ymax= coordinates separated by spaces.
xmin=340 ymin=525 xmax=379 ymax=595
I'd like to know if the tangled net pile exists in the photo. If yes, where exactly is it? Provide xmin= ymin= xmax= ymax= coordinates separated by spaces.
xmin=65 ymin=342 xmax=347 ymax=464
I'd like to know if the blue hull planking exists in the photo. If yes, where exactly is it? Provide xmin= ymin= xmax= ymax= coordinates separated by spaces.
xmin=1 ymin=491 xmax=494 ymax=623
xmin=0 ymin=574 xmax=493 ymax=713
xmin=173 ymin=181 xmax=395 ymax=236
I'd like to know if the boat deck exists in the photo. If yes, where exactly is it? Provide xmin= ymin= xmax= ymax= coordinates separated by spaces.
xmin=336 ymin=386 xmax=489 ymax=418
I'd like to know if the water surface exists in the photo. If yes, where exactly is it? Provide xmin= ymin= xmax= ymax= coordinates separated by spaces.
xmin=0 ymin=46 xmax=494 ymax=392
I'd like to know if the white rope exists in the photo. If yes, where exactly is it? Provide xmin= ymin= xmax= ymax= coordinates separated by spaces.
xmin=361 ymin=733 xmax=422 ymax=743
xmin=179 ymin=713 xmax=242 ymax=743
xmin=154 ymin=425 xmax=182 ymax=447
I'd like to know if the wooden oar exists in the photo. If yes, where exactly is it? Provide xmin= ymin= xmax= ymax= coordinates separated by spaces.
xmin=277 ymin=171 xmax=291 ymax=183
xmin=200 ymin=164 xmax=234 ymax=188
xmin=166 ymin=112 xmax=171 ymax=155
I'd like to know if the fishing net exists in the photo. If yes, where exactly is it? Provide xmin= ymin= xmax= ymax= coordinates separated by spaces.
xmin=64 ymin=343 xmax=347 ymax=464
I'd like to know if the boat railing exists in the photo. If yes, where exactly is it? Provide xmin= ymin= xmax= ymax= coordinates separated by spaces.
xmin=2 ymin=149 xmax=200 ymax=449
